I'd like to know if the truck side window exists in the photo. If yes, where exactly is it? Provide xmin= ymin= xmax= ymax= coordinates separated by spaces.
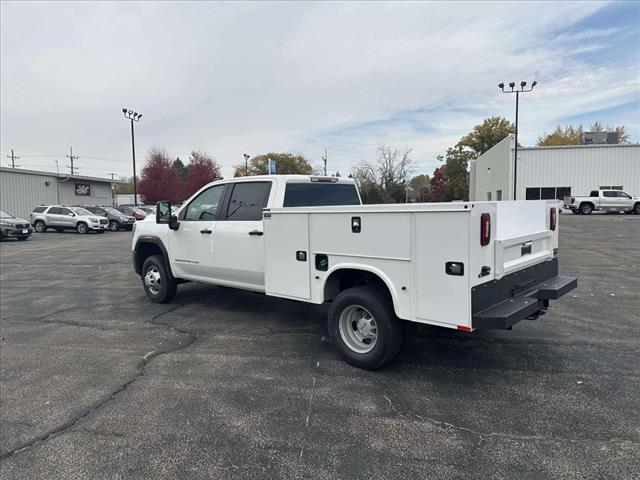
xmin=184 ymin=185 xmax=225 ymax=221
xmin=616 ymin=191 xmax=631 ymax=199
xmin=602 ymin=191 xmax=615 ymax=197
xmin=224 ymin=182 xmax=272 ymax=221
xmin=590 ymin=191 xmax=599 ymax=197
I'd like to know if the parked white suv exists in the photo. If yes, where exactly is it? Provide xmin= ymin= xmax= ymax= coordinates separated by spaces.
xmin=30 ymin=205 xmax=108 ymax=234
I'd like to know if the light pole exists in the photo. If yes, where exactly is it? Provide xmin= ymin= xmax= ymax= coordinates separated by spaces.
xmin=243 ymin=154 xmax=250 ymax=176
xmin=122 ymin=108 xmax=142 ymax=206
xmin=498 ymin=80 xmax=536 ymax=200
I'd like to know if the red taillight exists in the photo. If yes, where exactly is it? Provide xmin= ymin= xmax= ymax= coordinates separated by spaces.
xmin=550 ymin=208 xmax=556 ymax=231
xmin=570 ymin=197 xmax=575 ymax=204
xmin=480 ymin=213 xmax=491 ymax=246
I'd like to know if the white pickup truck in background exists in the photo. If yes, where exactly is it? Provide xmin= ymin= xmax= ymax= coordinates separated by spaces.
xmin=132 ymin=175 xmax=576 ymax=369
xmin=564 ymin=189 xmax=640 ymax=215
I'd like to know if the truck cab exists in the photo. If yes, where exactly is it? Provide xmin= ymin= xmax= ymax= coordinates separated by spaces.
xmin=133 ymin=175 xmax=360 ymax=290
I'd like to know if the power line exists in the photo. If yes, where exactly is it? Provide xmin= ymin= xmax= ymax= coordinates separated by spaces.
xmin=66 ymin=147 xmax=79 ymax=175
xmin=6 ymin=149 xmax=20 ymax=168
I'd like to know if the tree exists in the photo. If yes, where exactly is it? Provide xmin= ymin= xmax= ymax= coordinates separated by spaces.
xmin=430 ymin=165 xmax=448 ymax=202
xmin=173 ymin=157 xmax=188 ymax=180
xmin=458 ymin=116 xmax=515 ymax=157
xmin=538 ymin=123 xmax=629 ymax=146
xmin=443 ymin=145 xmax=474 ymax=201
xmin=408 ymin=174 xmax=431 ymax=203
xmin=537 ymin=125 xmax=584 ymax=146
xmin=184 ymin=151 xmax=222 ymax=198
xmin=115 ymin=176 xmax=134 ymax=195
xmin=351 ymin=145 xmax=414 ymax=203
xmin=233 ymin=152 xmax=313 ymax=177
xmin=138 ymin=147 xmax=183 ymax=204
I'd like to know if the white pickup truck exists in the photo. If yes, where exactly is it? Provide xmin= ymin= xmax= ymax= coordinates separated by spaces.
xmin=564 ymin=189 xmax=640 ymax=215
xmin=132 ymin=175 xmax=576 ymax=369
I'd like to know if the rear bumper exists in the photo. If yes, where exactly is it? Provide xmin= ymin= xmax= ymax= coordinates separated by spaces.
xmin=472 ymin=259 xmax=577 ymax=330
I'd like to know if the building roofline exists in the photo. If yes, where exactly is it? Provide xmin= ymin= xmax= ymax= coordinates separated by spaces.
xmin=519 ymin=142 xmax=639 ymax=151
xmin=0 ymin=166 xmax=122 ymax=184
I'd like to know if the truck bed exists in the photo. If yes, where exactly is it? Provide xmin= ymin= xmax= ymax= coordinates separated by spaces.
xmin=263 ymin=200 xmax=563 ymax=331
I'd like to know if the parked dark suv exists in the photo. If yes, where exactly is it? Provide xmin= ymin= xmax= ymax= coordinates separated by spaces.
xmin=77 ymin=205 xmax=136 ymax=231
xmin=0 ymin=210 xmax=32 ymax=241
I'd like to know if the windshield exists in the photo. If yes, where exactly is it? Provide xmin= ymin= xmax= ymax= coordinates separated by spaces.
xmin=115 ymin=207 xmax=133 ymax=214
xmin=0 ymin=210 xmax=15 ymax=219
xmin=104 ymin=207 xmax=121 ymax=215
xmin=283 ymin=183 xmax=361 ymax=207
xmin=71 ymin=207 xmax=93 ymax=216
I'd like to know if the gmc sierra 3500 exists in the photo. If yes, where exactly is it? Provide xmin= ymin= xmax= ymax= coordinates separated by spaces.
xmin=132 ymin=175 xmax=577 ymax=369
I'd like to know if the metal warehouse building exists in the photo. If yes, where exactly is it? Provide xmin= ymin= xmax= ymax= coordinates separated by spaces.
xmin=0 ymin=167 xmax=118 ymax=220
xmin=469 ymin=134 xmax=640 ymax=202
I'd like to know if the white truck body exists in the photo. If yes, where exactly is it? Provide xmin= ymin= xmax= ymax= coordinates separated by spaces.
xmin=132 ymin=175 xmax=576 ymax=368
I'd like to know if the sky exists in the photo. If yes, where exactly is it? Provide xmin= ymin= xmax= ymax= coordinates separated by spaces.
xmin=1 ymin=1 xmax=639 ymax=180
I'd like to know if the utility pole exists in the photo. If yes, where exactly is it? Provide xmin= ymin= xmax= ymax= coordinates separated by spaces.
xmin=109 ymin=173 xmax=117 ymax=180
xmin=66 ymin=147 xmax=79 ymax=175
xmin=322 ymin=149 xmax=327 ymax=176
xmin=122 ymin=108 xmax=142 ymax=206
xmin=6 ymin=149 xmax=20 ymax=168
xmin=243 ymin=154 xmax=250 ymax=176
xmin=498 ymin=80 xmax=537 ymax=200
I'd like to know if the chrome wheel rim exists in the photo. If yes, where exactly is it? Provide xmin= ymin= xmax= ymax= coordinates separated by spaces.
xmin=35 ymin=222 xmax=45 ymax=232
xmin=144 ymin=266 xmax=162 ymax=295
xmin=109 ymin=221 xmax=118 ymax=231
xmin=78 ymin=223 xmax=87 ymax=233
xmin=338 ymin=304 xmax=378 ymax=354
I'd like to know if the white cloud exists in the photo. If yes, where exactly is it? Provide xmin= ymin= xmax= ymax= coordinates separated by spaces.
xmin=1 ymin=0 xmax=636 ymax=179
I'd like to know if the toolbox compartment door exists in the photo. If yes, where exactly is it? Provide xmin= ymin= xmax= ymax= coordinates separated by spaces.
xmin=264 ymin=212 xmax=311 ymax=300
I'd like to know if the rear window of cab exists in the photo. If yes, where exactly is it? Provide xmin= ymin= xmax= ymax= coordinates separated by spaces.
xmin=283 ymin=183 xmax=361 ymax=207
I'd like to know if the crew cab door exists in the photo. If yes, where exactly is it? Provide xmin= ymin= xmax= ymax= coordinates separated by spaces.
xmin=213 ymin=181 xmax=273 ymax=289
xmin=601 ymin=191 xmax=617 ymax=209
xmin=167 ymin=184 xmax=226 ymax=279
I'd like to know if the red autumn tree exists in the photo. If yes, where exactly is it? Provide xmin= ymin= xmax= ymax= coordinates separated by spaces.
xmin=138 ymin=147 xmax=183 ymax=204
xmin=184 ymin=150 xmax=222 ymax=198
xmin=429 ymin=165 xmax=448 ymax=202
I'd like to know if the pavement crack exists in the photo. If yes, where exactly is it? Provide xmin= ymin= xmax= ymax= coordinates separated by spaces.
xmin=0 ymin=303 xmax=196 ymax=461
xmin=380 ymin=385 xmax=640 ymax=447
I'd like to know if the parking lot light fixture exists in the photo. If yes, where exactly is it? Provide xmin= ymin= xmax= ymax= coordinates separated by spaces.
xmin=498 ymin=80 xmax=537 ymax=200
xmin=122 ymin=107 xmax=142 ymax=206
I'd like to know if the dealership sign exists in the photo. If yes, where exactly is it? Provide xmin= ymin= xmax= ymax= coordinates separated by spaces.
xmin=75 ymin=183 xmax=91 ymax=196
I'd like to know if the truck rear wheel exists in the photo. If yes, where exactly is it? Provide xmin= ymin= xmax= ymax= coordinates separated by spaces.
xmin=580 ymin=203 xmax=593 ymax=215
xmin=142 ymin=255 xmax=177 ymax=303
xmin=634 ymin=203 xmax=640 ymax=215
xmin=328 ymin=285 xmax=403 ymax=370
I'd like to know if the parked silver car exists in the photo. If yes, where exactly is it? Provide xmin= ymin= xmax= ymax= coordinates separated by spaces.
xmin=30 ymin=205 xmax=108 ymax=234
xmin=0 ymin=210 xmax=32 ymax=241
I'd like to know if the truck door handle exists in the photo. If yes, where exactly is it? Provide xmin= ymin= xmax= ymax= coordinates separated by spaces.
xmin=200 ymin=229 xmax=212 ymax=234
xmin=249 ymin=230 xmax=263 ymax=236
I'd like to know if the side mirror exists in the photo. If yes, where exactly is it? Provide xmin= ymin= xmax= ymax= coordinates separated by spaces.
xmin=156 ymin=201 xmax=180 ymax=230
xmin=68 ymin=213 xmax=75 ymax=217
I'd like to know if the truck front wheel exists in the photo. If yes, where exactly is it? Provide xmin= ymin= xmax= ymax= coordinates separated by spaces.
xmin=328 ymin=286 xmax=403 ymax=370
xmin=142 ymin=255 xmax=177 ymax=303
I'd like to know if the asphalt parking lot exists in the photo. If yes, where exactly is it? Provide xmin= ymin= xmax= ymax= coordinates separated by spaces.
xmin=1 ymin=214 xmax=639 ymax=479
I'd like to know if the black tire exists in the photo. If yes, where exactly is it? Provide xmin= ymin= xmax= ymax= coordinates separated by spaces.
xmin=580 ymin=203 xmax=593 ymax=215
xmin=76 ymin=222 xmax=88 ymax=234
xmin=327 ymin=285 xmax=403 ymax=370
xmin=34 ymin=220 xmax=47 ymax=233
xmin=634 ymin=203 xmax=640 ymax=215
xmin=17 ymin=236 xmax=29 ymax=241
xmin=109 ymin=220 xmax=120 ymax=232
xmin=141 ymin=255 xmax=177 ymax=303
